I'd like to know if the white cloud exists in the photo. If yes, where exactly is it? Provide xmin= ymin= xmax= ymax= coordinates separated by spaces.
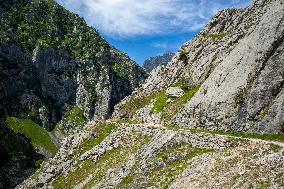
xmin=56 ymin=0 xmax=251 ymax=37
xmin=152 ymin=42 xmax=169 ymax=49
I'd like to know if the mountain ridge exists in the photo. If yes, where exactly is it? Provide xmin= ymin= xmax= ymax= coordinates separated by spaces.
xmin=0 ymin=0 xmax=147 ymax=187
xmin=143 ymin=51 xmax=175 ymax=72
xmin=112 ymin=0 xmax=284 ymax=134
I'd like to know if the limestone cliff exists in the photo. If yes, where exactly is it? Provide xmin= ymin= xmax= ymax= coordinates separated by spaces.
xmin=112 ymin=0 xmax=284 ymax=134
xmin=0 ymin=0 xmax=147 ymax=187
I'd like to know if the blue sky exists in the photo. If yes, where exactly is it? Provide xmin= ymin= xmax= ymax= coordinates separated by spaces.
xmin=55 ymin=0 xmax=251 ymax=64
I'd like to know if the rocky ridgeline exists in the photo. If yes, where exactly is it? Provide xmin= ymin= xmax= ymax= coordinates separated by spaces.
xmin=0 ymin=0 xmax=147 ymax=187
xmin=112 ymin=0 xmax=284 ymax=134
xmin=143 ymin=51 xmax=175 ymax=72
xmin=18 ymin=121 xmax=284 ymax=188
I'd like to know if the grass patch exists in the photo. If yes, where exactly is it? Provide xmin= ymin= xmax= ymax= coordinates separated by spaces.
xmin=53 ymin=158 xmax=93 ymax=189
xmin=116 ymin=82 xmax=200 ymax=122
xmin=116 ymin=94 xmax=157 ymax=119
xmin=148 ymin=142 xmax=212 ymax=188
xmin=53 ymin=133 xmax=151 ymax=189
xmin=231 ymin=174 xmax=241 ymax=185
xmin=120 ymin=176 xmax=134 ymax=186
xmin=150 ymin=90 xmax=167 ymax=114
xmin=257 ymin=180 xmax=270 ymax=189
xmin=75 ymin=123 xmax=117 ymax=155
xmin=269 ymin=144 xmax=281 ymax=152
xmin=275 ymin=173 xmax=284 ymax=186
xmin=161 ymin=85 xmax=201 ymax=121
xmin=6 ymin=117 xmax=57 ymax=155
xmin=116 ymin=141 xmax=212 ymax=189
xmin=34 ymin=159 xmax=45 ymax=169
xmin=62 ymin=106 xmax=86 ymax=126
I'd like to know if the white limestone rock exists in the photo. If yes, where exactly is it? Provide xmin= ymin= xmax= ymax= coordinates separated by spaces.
xmin=166 ymin=87 xmax=185 ymax=98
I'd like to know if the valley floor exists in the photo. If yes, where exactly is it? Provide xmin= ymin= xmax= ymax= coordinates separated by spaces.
xmin=18 ymin=121 xmax=284 ymax=189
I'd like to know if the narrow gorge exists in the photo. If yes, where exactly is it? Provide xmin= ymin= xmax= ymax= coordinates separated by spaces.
xmin=0 ymin=0 xmax=284 ymax=188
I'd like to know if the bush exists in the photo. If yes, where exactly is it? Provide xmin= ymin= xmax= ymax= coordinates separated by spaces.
xmin=178 ymin=49 xmax=189 ymax=65
xmin=205 ymin=33 xmax=228 ymax=40
xmin=234 ymin=87 xmax=245 ymax=105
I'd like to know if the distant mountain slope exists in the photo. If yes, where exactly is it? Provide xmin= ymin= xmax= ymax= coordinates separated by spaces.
xmin=0 ymin=0 xmax=147 ymax=187
xmin=143 ymin=51 xmax=175 ymax=72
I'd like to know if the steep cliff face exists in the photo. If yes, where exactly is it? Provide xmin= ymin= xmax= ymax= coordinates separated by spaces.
xmin=112 ymin=0 xmax=284 ymax=134
xmin=143 ymin=51 xmax=175 ymax=72
xmin=0 ymin=0 xmax=147 ymax=128
xmin=0 ymin=0 xmax=147 ymax=187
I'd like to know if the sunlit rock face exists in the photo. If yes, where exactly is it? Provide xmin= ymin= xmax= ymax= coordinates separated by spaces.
xmin=113 ymin=0 xmax=284 ymax=134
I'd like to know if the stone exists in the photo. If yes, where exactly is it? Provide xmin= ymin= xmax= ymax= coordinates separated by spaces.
xmin=166 ymin=87 xmax=185 ymax=98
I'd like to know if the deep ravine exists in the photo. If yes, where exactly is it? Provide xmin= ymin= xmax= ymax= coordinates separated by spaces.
xmin=1 ymin=0 xmax=284 ymax=188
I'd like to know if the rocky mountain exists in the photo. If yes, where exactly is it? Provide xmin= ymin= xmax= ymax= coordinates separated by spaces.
xmin=143 ymin=51 xmax=175 ymax=72
xmin=15 ymin=0 xmax=284 ymax=188
xmin=112 ymin=0 xmax=284 ymax=134
xmin=0 ymin=0 xmax=147 ymax=187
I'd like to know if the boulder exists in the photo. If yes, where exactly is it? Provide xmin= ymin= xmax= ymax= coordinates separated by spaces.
xmin=166 ymin=87 xmax=184 ymax=98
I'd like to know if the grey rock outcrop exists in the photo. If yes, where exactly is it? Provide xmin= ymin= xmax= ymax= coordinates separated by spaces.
xmin=173 ymin=0 xmax=284 ymax=133
xmin=166 ymin=87 xmax=184 ymax=98
xmin=113 ymin=0 xmax=284 ymax=134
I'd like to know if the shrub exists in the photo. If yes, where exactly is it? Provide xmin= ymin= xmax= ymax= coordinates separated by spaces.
xmin=76 ymin=123 xmax=117 ymax=154
xmin=234 ymin=87 xmax=245 ymax=105
xmin=205 ymin=33 xmax=228 ymax=40
xmin=259 ymin=106 xmax=269 ymax=118
xmin=178 ymin=49 xmax=189 ymax=65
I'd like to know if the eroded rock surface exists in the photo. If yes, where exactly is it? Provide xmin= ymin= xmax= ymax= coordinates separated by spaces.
xmin=17 ymin=121 xmax=284 ymax=189
xmin=112 ymin=0 xmax=284 ymax=134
